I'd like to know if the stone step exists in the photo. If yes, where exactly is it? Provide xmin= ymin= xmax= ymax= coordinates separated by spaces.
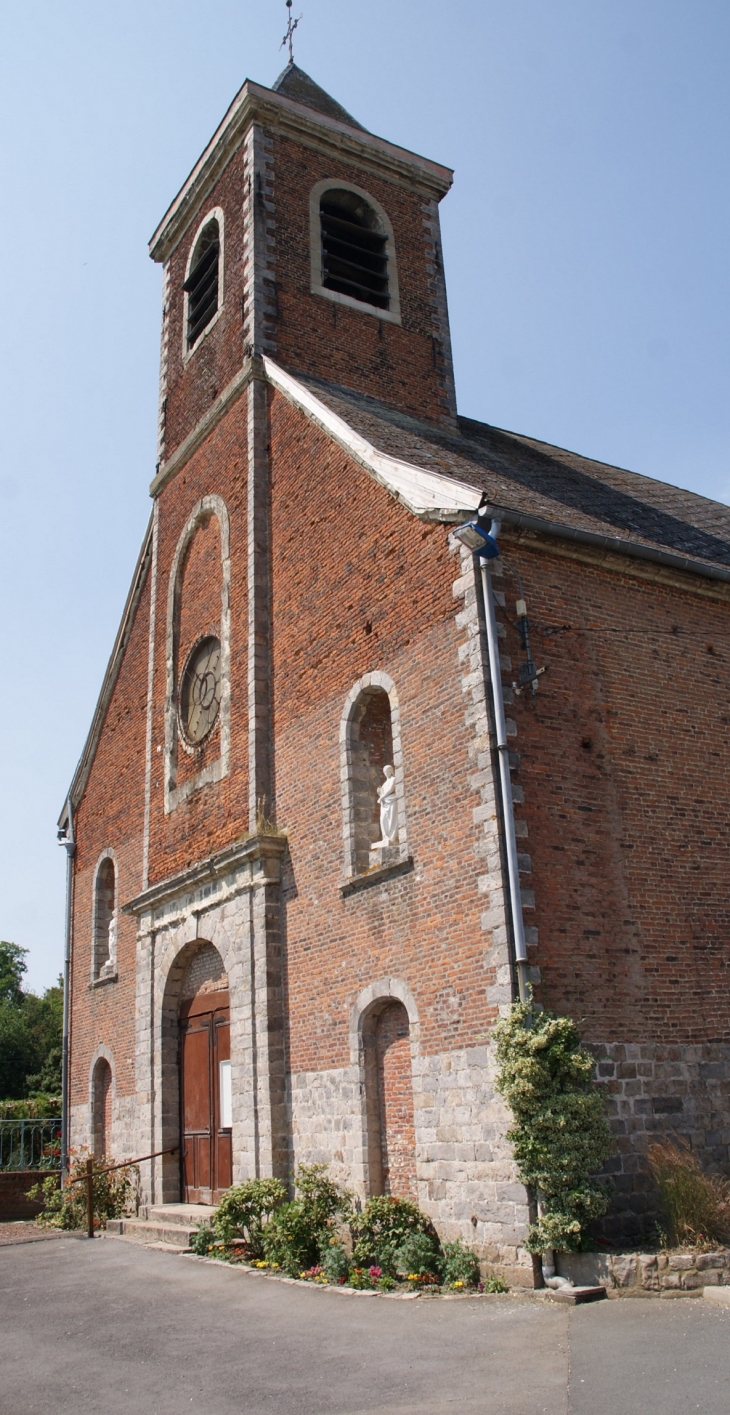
xmin=146 ymin=1203 xmax=216 ymax=1228
xmin=106 ymin=1217 xmax=197 ymax=1249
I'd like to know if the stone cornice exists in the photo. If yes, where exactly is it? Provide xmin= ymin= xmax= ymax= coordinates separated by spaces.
xmin=148 ymin=81 xmax=453 ymax=264
xmin=123 ymin=833 xmax=288 ymax=918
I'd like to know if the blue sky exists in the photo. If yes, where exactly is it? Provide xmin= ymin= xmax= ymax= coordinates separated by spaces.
xmin=1 ymin=0 xmax=728 ymax=991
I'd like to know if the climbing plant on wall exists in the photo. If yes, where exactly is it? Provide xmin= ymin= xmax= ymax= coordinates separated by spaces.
xmin=494 ymin=1002 xmax=614 ymax=1253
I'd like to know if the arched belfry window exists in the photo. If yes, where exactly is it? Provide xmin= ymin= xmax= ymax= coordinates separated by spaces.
xmin=183 ymin=210 xmax=223 ymax=354
xmin=92 ymin=854 xmax=117 ymax=981
xmin=321 ymin=190 xmax=388 ymax=310
xmin=310 ymin=181 xmax=401 ymax=324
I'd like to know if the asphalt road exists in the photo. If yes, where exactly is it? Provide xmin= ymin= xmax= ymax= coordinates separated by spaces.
xmin=1 ymin=1235 xmax=729 ymax=1414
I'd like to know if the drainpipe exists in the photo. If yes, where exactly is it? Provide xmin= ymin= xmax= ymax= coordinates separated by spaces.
xmin=59 ymin=799 xmax=76 ymax=1186
xmin=478 ymin=523 xmax=529 ymax=1004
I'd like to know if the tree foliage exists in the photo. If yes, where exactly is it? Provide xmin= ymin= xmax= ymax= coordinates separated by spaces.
xmin=0 ymin=942 xmax=63 ymax=1101
xmin=494 ymin=1002 xmax=614 ymax=1253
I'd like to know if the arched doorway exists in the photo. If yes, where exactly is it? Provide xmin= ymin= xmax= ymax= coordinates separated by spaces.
xmin=363 ymin=999 xmax=417 ymax=1199
xmin=178 ymin=943 xmax=232 ymax=1203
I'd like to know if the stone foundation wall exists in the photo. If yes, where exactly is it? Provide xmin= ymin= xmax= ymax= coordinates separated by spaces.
xmin=559 ymin=1246 xmax=730 ymax=1296
xmin=592 ymin=1041 xmax=730 ymax=1246
xmin=289 ymin=1041 xmax=532 ymax=1279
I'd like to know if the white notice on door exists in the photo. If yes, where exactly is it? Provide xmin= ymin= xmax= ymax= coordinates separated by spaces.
xmin=219 ymin=1059 xmax=232 ymax=1129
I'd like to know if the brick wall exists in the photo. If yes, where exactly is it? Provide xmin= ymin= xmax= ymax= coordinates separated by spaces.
xmin=163 ymin=148 xmax=246 ymax=460
xmin=269 ymin=131 xmax=454 ymax=425
xmin=69 ymin=570 xmax=151 ymax=1136
xmin=374 ymin=1001 xmax=417 ymax=1199
xmin=147 ymin=397 xmax=249 ymax=884
xmin=269 ymin=389 xmax=498 ymax=1072
xmin=490 ymin=539 xmax=730 ymax=1239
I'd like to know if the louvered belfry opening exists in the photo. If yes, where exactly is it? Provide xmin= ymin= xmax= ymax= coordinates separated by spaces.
xmin=320 ymin=190 xmax=389 ymax=311
xmin=185 ymin=219 xmax=220 ymax=348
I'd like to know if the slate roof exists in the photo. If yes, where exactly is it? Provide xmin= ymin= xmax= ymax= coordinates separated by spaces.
xmin=272 ymin=63 xmax=366 ymax=131
xmin=294 ymin=372 xmax=730 ymax=575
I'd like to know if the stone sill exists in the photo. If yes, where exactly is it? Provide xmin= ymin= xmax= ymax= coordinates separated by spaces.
xmin=88 ymin=972 xmax=118 ymax=990
xmin=340 ymin=856 xmax=414 ymax=897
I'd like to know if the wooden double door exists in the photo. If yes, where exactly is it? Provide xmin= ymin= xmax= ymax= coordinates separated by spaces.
xmin=179 ymin=989 xmax=232 ymax=1203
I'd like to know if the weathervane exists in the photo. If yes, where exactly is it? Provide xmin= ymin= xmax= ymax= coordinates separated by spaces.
xmin=281 ymin=0 xmax=302 ymax=64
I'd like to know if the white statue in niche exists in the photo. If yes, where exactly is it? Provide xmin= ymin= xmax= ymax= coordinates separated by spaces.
xmin=373 ymin=765 xmax=398 ymax=848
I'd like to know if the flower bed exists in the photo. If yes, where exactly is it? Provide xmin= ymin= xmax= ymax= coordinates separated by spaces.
xmin=189 ymin=1167 xmax=508 ymax=1296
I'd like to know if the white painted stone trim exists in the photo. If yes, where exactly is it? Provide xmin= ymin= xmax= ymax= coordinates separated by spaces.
xmin=349 ymin=976 xmax=421 ymax=1065
xmin=91 ymin=849 xmax=118 ymax=982
xmin=263 ymin=356 xmax=482 ymax=519
xmin=309 ymin=178 xmax=401 ymax=325
xmin=339 ymin=671 xmax=409 ymax=880
xmin=164 ymin=494 xmax=231 ymax=814
xmin=182 ymin=207 xmax=225 ymax=364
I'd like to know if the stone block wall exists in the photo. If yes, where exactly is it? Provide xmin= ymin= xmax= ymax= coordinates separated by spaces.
xmin=559 ymin=1246 xmax=730 ymax=1296
xmin=591 ymin=1041 xmax=730 ymax=1246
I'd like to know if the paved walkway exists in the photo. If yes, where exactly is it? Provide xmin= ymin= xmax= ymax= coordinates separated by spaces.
xmin=1 ymin=1236 xmax=729 ymax=1414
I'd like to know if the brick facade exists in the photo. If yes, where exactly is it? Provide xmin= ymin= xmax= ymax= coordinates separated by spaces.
xmin=62 ymin=63 xmax=730 ymax=1275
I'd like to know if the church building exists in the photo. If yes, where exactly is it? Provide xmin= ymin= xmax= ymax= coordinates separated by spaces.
xmin=59 ymin=62 xmax=730 ymax=1279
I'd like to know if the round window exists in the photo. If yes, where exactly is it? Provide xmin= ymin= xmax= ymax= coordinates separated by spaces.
xmin=179 ymin=636 xmax=221 ymax=744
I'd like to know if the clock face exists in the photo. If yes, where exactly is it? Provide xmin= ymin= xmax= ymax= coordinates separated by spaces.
xmin=180 ymin=636 xmax=221 ymax=745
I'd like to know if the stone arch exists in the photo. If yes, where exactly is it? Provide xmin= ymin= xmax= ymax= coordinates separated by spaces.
xmin=309 ymin=178 xmax=401 ymax=324
xmin=164 ymin=494 xmax=231 ymax=813
xmin=158 ymin=936 xmax=230 ymax=1203
xmin=340 ymin=672 xmax=408 ymax=878
xmin=91 ymin=849 xmax=117 ymax=980
xmin=89 ymin=1046 xmax=115 ymax=1159
xmin=351 ymin=979 xmax=420 ymax=1199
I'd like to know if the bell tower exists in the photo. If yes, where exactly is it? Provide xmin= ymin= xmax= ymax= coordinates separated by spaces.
xmin=149 ymin=61 xmax=458 ymax=477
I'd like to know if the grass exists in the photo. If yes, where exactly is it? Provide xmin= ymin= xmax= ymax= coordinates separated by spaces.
xmin=648 ymin=1139 xmax=730 ymax=1248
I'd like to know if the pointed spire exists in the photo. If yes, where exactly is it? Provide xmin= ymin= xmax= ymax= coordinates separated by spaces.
xmin=271 ymin=62 xmax=366 ymax=131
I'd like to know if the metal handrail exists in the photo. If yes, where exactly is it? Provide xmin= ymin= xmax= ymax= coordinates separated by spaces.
xmin=66 ymin=1146 xmax=179 ymax=1238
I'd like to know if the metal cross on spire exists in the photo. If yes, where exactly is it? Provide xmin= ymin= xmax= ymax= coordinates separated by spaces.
xmin=281 ymin=0 xmax=302 ymax=64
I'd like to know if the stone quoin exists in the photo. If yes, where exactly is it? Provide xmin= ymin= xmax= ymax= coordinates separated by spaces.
xmin=59 ymin=61 xmax=730 ymax=1278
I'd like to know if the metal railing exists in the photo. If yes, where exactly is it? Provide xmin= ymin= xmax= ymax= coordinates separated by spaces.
xmin=0 ymin=1118 xmax=62 ymax=1172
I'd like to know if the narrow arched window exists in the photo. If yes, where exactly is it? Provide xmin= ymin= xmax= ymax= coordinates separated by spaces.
xmin=93 ymin=857 xmax=116 ymax=980
xmin=320 ymin=190 xmax=389 ymax=311
xmin=184 ymin=217 xmax=220 ymax=349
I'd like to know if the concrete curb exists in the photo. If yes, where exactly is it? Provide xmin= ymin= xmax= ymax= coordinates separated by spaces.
xmin=703 ymin=1286 xmax=730 ymax=1306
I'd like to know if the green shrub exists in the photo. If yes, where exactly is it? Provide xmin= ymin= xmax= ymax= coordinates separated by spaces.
xmin=351 ymin=1194 xmax=436 ymax=1275
xmin=648 ymin=1140 xmax=730 ymax=1248
xmin=212 ymin=1178 xmax=286 ymax=1255
xmin=30 ymin=1151 xmax=138 ymax=1231
xmin=494 ymin=1002 xmax=613 ymax=1253
xmin=263 ymin=1201 xmax=321 ymax=1274
xmin=393 ymin=1230 xmax=442 ymax=1281
xmin=295 ymin=1163 xmax=351 ymax=1228
xmin=261 ymin=1164 xmax=351 ymax=1276
xmin=321 ymin=1239 xmax=350 ymax=1284
xmin=442 ymin=1238 xmax=480 ymax=1289
xmin=0 ymin=1095 xmax=62 ymax=1120
xmin=483 ymin=1273 xmax=509 ymax=1293
xmin=190 ymin=1222 xmax=216 ymax=1256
